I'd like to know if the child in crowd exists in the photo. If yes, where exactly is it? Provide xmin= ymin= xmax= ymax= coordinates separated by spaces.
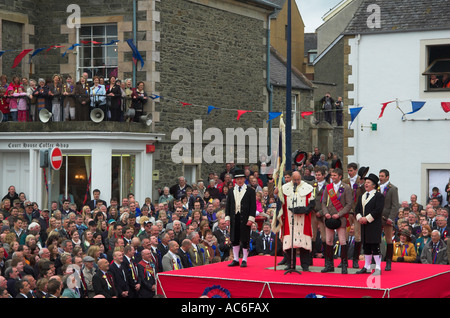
xmin=6 ymin=88 xmax=18 ymax=121
xmin=15 ymin=86 xmax=28 ymax=122
xmin=0 ymin=87 xmax=9 ymax=121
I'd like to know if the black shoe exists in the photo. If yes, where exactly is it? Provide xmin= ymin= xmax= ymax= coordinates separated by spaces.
xmin=228 ymin=260 xmax=240 ymax=267
xmin=240 ymin=261 xmax=247 ymax=268
xmin=278 ymin=256 xmax=287 ymax=265
xmin=385 ymin=259 xmax=392 ymax=271
xmin=355 ymin=267 xmax=370 ymax=274
xmin=352 ymin=260 xmax=360 ymax=269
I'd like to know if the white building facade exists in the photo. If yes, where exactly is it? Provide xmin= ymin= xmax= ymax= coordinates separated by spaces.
xmin=347 ymin=29 xmax=450 ymax=205
xmin=0 ymin=131 xmax=162 ymax=210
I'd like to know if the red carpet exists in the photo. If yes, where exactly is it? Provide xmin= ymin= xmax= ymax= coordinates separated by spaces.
xmin=156 ymin=256 xmax=450 ymax=298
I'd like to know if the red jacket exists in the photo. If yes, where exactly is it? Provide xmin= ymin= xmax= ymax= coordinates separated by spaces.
xmin=0 ymin=95 xmax=9 ymax=114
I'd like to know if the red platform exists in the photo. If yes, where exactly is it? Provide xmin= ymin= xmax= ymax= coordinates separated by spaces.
xmin=156 ymin=256 xmax=450 ymax=298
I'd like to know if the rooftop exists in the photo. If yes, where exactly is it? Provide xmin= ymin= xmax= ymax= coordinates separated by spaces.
xmin=344 ymin=0 xmax=450 ymax=35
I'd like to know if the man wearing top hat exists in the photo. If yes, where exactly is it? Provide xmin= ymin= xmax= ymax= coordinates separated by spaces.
xmin=342 ymin=163 xmax=369 ymax=268
xmin=225 ymin=169 xmax=256 ymax=268
xmin=355 ymin=173 xmax=385 ymax=275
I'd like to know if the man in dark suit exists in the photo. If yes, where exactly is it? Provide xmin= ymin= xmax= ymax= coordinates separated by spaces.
xmin=92 ymin=258 xmax=117 ymax=298
xmin=108 ymin=250 xmax=129 ymax=298
xmin=378 ymin=169 xmax=399 ymax=271
xmin=225 ymin=169 xmax=256 ymax=268
xmin=177 ymin=239 xmax=193 ymax=268
xmin=213 ymin=218 xmax=232 ymax=261
xmin=157 ymin=232 xmax=170 ymax=258
xmin=15 ymin=279 xmax=31 ymax=298
xmin=355 ymin=173 xmax=385 ymax=275
xmin=122 ymin=245 xmax=141 ymax=298
xmin=137 ymin=249 xmax=156 ymax=298
xmin=86 ymin=189 xmax=107 ymax=210
xmin=255 ymin=222 xmax=282 ymax=256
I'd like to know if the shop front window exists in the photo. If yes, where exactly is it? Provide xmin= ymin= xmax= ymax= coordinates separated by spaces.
xmin=42 ymin=154 xmax=91 ymax=211
xmin=112 ymin=154 xmax=136 ymax=203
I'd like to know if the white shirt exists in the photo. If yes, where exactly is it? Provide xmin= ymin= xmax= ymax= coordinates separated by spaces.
xmin=380 ymin=181 xmax=390 ymax=193
xmin=349 ymin=175 xmax=357 ymax=188
xmin=317 ymin=180 xmax=325 ymax=191
xmin=333 ymin=181 xmax=342 ymax=193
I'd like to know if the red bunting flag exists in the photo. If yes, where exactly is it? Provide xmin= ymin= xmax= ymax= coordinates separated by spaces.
xmin=236 ymin=110 xmax=252 ymax=121
xmin=179 ymin=102 xmax=192 ymax=107
xmin=81 ymin=40 xmax=103 ymax=45
xmin=300 ymin=111 xmax=315 ymax=119
xmin=441 ymin=102 xmax=450 ymax=113
xmin=378 ymin=100 xmax=395 ymax=119
xmin=12 ymin=49 xmax=33 ymax=68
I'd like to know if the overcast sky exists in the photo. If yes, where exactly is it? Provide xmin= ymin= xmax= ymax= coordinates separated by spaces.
xmin=295 ymin=0 xmax=343 ymax=33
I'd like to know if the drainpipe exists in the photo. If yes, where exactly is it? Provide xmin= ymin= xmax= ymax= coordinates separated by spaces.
xmin=132 ymin=0 xmax=137 ymax=87
xmin=267 ymin=9 xmax=278 ymax=154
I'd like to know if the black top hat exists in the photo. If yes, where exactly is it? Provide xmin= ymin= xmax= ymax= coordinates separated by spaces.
xmin=325 ymin=218 xmax=341 ymax=230
xmin=364 ymin=173 xmax=379 ymax=186
xmin=358 ymin=166 xmax=370 ymax=178
xmin=234 ymin=169 xmax=245 ymax=178
xmin=293 ymin=150 xmax=307 ymax=166
xmin=332 ymin=159 xmax=342 ymax=170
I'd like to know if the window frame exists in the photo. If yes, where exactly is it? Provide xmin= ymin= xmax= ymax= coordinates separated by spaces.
xmin=78 ymin=23 xmax=119 ymax=82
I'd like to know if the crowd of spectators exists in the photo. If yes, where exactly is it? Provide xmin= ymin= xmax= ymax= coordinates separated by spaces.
xmin=0 ymin=72 xmax=149 ymax=123
xmin=0 ymin=148 xmax=449 ymax=298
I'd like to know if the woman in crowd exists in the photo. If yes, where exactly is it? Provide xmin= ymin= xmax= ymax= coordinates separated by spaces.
xmin=48 ymin=74 xmax=63 ymax=121
xmin=75 ymin=76 xmax=90 ymax=121
xmin=131 ymin=81 xmax=148 ymax=122
xmin=106 ymin=76 xmax=122 ymax=122
xmin=415 ymin=225 xmax=432 ymax=262
xmin=90 ymin=76 xmax=106 ymax=116
xmin=26 ymin=79 xmax=37 ymax=121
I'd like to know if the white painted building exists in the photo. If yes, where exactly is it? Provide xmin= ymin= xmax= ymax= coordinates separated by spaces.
xmin=0 ymin=130 xmax=162 ymax=210
xmin=344 ymin=0 xmax=450 ymax=206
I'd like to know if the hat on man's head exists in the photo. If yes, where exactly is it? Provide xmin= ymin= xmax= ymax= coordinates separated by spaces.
xmin=83 ymin=256 xmax=95 ymax=262
xmin=358 ymin=166 xmax=370 ymax=178
xmin=234 ymin=169 xmax=245 ymax=178
xmin=364 ymin=173 xmax=379 ymax=186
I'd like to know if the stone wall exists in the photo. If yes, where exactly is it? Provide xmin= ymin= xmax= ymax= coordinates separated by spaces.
xmin=153 ymin=0 xmax=270 ymax=193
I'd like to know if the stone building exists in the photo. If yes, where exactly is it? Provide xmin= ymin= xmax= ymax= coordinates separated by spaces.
xmin=0 ymin=0 xmax=315 ymax=209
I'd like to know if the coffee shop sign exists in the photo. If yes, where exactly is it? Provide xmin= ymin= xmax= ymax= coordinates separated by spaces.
xmin=8 ymin=142 xmax=70 ymax=149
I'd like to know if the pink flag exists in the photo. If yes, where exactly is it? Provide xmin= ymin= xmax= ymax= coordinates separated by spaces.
xmin=378 ymin=100 xmax=395 ymax=119
xmin=441 ymin=102 xmax=450 ymax=113
xmin=300 ymin=111 xmax=315 ymax=119
xmin=237 ymin=110 xmax=252 ymax=121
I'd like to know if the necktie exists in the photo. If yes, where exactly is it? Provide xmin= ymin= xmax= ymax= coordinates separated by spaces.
xmin=238 ymin=186 xmax=241 ymax=192
xmin=366 ymin=193 xmax=370 ymax=199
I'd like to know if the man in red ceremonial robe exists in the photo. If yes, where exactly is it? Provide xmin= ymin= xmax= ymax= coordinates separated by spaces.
xmin=278 ymin=171 xmax=315 ymax=271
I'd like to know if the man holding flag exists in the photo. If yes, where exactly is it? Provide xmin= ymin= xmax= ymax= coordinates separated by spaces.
xmin=271 ymin=115 xmax=315 ymax=271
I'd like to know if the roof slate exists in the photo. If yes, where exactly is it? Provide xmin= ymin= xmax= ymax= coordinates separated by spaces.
xmin=344 ymin=0 xmax=450 ymax=35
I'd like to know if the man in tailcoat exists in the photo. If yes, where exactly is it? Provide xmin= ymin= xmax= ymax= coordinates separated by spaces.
xmin=225 ymin=169 xmax=256 ymax=268
xmin=355 ymin=173 xmax=385 ymax=275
